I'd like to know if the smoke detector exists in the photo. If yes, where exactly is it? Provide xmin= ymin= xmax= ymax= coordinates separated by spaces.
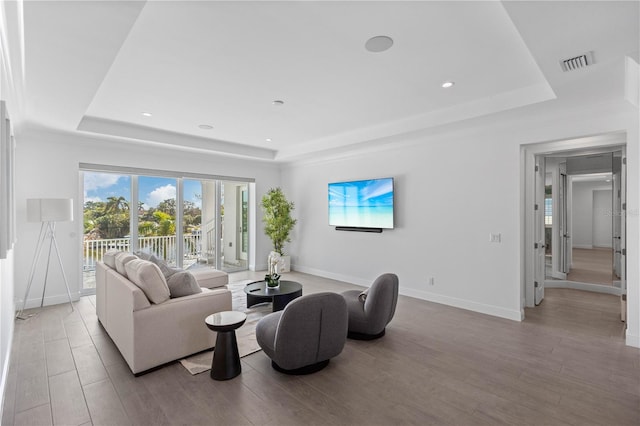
xmin=560 ymin=51 xmax=594 ymax=72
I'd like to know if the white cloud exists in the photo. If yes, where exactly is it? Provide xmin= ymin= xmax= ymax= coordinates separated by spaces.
xmin=146 ymin=184 xmax=176 ymax=207
xmin=84 ymin=173 xmax=122 ymax=192
xmin=84 ymin=196 xmax=102 ymax=203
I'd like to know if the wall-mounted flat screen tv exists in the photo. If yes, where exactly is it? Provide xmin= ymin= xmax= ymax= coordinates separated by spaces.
xmin=328 ymin=177 xmax=394 ymax=229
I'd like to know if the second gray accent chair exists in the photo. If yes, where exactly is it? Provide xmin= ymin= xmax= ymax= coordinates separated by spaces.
xmin=341 ymin=273 xmax=399 ymax=340
xmin=256 ymin=292 xmax=348 ymax=374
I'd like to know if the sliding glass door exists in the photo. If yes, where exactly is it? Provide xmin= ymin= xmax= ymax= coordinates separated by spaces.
xmin=82 ymin=172 xmax=131 ymax=291
xmin=183 ymin=179 xmax=218 ymax=267
xmin=81 ymin=169 xmax=251 ymax=293
xmin=220 ymin=181 xmax=249 ymax=272
xmin=137 ymin=176 xmax=178 ymax=266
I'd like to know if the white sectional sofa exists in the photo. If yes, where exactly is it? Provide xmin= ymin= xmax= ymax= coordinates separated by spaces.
xmin=96 ymin=251 xmax=232 ymax=374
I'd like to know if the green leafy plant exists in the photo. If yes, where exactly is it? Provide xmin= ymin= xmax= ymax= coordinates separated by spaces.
xmin=261 ymin=188 xmax=297 ymax=255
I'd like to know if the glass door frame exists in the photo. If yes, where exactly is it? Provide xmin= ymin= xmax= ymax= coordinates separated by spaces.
xmin=216 ymin=180 xmax=250 ymax=273
xmin=79 ymin=164 xmax=254 ymax=295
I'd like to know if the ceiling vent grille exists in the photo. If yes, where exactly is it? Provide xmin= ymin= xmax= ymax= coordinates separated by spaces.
xmin=560 ymin=51 xmax=594 ymax=72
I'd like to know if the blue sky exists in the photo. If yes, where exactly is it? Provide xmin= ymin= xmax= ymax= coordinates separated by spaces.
xmin=84 ymin=172 xmax=202 ymax=209
xmin=328 ymin=178 xmax=394 ymax=207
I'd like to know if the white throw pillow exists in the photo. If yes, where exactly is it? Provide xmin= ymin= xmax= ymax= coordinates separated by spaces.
xmin=114 ymin=252 xmax=137 ymax=277
xmin=102 ymin=249 xmax=120 ymax=269
xmin=124 ymin=259 xmax=170 ymax=304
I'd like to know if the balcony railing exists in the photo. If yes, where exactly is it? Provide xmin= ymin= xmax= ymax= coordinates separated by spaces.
xmin=83 ymin=234 xmax=203 ymax=271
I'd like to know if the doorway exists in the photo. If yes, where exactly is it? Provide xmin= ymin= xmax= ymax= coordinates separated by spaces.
xmin=538 ymin=155 xmax=623 ymax=294
xmin=220 ymin=181 xmax=249 ymax=272
xmin=543 ymin=153 xmax=623 ymax=293
xmin=522 ymin=133 xmax=627 ymax=312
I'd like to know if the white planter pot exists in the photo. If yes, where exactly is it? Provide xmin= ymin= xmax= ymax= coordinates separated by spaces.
xmin=267 ymin=254 xmax=291 ymax=273
xmin=280 ymin=255 xmax=291 ymax=273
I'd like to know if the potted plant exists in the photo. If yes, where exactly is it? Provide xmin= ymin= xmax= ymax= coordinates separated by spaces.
xmin=261 ymin=187 xmax=296 ymax=276
xmin=265 ymin=251 xmax=282 ymax=288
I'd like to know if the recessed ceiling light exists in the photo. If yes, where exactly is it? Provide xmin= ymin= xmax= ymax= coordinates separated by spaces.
xmin=141 ymin=112 xmax=153 ymax=117
xmin=441 ymin=81 xmax=455 ymax=88
xmin=266 ymin=138 xmax=272 ymax=142
xmin=272 ymin=100 xmax=284 ymax=106
xmin=198 ymin=124 xmax=213 ymax=130
xmin=365 ymin=35 xmax=394 ymax=53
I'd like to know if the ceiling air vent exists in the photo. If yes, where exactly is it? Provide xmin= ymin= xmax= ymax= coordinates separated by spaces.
xmin=560 ymin=51 xmax=594 ymax=72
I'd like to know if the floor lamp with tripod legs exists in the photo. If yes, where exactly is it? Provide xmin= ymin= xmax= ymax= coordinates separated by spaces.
xmin=16 ymin=198 xmax=75 ymax=320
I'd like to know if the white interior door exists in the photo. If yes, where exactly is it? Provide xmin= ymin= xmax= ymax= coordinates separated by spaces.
xmin=613 ymin=153 xmax=623 ymax=280
xmin=534 ymin=157 xmax=546 ymax=305
xmin=619 ymin=152 xmax=627 ymax=294
xmin=559 ymin=163 xmax=570 ymax=274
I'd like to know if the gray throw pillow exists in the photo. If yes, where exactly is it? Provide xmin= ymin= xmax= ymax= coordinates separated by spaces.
xmin=149 ymin=255 xmax=181 ymax=279
xmin=133 ymin=250 xmax=153 ymax=261
xmin=167 ymin=271 xmax=202 ymax=298
xmin=134 ymin=250 xmax=180 ymax=279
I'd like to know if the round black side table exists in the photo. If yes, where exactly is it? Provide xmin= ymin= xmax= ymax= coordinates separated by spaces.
xmin=205 ymin=311 xmax=247 ymax=380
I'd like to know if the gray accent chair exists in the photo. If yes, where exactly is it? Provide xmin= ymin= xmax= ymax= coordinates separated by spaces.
xmin=255 ymin=292 xmax=348 ymax=374
xmin=341 ymin=273 xmax=399 ymax=340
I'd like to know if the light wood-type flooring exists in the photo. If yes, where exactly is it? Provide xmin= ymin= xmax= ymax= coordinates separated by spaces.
xmin=566 ymin=247 xmax=615 ymax=285
xmin=2 ymin=271 xmax=639 ymax=425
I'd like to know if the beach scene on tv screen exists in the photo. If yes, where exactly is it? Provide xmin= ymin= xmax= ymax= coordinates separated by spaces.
xmin=328 ymin=178 xmax=394 ymax=228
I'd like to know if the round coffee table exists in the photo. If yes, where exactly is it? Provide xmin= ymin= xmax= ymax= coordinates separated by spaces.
xmin=205 ymin=311 xmax=247 ymax=380
xmin=244 ymin=280 xmax=303 ymax=312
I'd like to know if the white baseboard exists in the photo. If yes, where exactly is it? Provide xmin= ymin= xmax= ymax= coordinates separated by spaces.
xmin=625 ymin=330 xmax=640 ymax=348
xmin=573 ymin=244 xmax=593 ymax=249
xmin=292 ymin=265 xmax=369 ymax=288
xmin=293 ymin=265 xmax=522 ymax=321
xmin=17 ymin=293 xmax=80 ymax=310
xmin=401 ymin=287 xmax=523 ymax=321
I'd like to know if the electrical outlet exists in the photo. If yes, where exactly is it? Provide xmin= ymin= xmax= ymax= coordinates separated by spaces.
xmin=428 ymin=277 xmax=435 ymax=286
xmin=489 ymin=233 xmax=502 ymax=243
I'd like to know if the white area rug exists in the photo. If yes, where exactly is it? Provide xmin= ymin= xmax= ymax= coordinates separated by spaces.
xmin=179 ymin=279 xmax=270 ymax=375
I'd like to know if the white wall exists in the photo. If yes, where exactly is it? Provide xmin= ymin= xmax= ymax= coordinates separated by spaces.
xmin=284 ymin=125 xmax=522 ymax=321
xmin=13 ymin=125 xmax=281 ymax=309
xmin=572 ymin=182 xmax=613 ymax=248
xmin=282 ymin=99 xmax=640 ymax=349
xmin=572 ymin=181 xmax=596 ymax=248
xmin=593 ymin=189 xmax=613 ymax=248
xmin=0 ymin=1 xmax=19 ymax=412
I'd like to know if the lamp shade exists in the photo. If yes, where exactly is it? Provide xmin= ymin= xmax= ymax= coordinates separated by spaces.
xmin=27 ymin=199 xmax=74 ymax=222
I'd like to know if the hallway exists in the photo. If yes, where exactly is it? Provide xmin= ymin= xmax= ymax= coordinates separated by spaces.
xmin=566 ymin=247 xmax=615 ymax=286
